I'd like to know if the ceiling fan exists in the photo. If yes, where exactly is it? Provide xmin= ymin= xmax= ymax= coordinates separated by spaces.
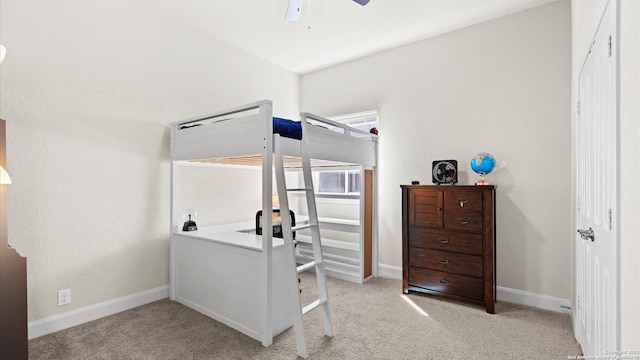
xmin=286 ymin=0 xmax=370 ymax=22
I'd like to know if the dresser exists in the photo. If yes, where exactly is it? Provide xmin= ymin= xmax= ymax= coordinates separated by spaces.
xmin=0 ymin=119 xmax=28 ymax=358
xmin=401 ymin=185 xmax=496 ymax=313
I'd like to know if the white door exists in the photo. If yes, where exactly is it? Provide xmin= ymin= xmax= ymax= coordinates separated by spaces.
xmin=575 ymin=0 xmax=618 ymax=355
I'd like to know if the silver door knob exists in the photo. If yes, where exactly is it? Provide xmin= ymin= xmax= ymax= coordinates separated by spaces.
xmin=577 ymin=228 xmax=595 ymax=242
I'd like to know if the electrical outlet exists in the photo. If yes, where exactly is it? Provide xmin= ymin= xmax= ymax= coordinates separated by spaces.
xmin=57 ymin=289 xmax=71 ymax=306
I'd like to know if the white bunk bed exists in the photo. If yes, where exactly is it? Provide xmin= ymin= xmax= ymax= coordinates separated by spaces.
xmin=169 ymin=100 xmax=378 ymax=348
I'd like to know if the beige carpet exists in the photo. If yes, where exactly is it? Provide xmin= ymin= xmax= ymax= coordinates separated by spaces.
xmin=29 ymin=274 xmax=582 ymax=359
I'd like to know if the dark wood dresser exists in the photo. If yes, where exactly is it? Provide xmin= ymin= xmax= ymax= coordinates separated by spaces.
xmin=401 ymin=185 xmax=496 ymax=313
xmin=0 ymin=119 xmax=28 ymax=359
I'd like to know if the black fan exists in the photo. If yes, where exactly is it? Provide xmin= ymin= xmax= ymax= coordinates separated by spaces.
xmin=432 ymin=160 xmax=458 ymax=185
xmin=286 ymin=0 xmax=369 ymax=22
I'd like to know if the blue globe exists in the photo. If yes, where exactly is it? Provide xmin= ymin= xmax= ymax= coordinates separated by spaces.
xmin=470 ymin=153 xmax=496 ymax=176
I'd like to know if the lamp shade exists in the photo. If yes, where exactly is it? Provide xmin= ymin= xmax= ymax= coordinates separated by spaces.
xmin=0 ymin=166 xmax=12 ymax=184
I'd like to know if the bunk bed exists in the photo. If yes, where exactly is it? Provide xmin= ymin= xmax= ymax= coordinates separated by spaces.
xmin=169 ymin=100 xmax=378 ymax=348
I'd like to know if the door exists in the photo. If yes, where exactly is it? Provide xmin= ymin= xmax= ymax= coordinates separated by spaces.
xmin=409 ymin=188 xmax=443 ymax=228
xmin=575 ymin=0 xmax=618 ymax=355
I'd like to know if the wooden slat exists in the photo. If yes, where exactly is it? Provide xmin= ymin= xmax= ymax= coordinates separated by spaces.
xmin=193 ymin=155 xmax=347 ymax=168
xmin=364 ymin=169 xmax=373 ymax=279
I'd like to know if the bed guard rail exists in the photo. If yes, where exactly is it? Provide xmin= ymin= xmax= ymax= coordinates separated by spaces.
xmin=170 ymin=100 xmax=378 ymax=144
xmin=301 ymin=112 xmax=378 ymax=142
xmin=170 ymin=99 xmax=272 ymax=128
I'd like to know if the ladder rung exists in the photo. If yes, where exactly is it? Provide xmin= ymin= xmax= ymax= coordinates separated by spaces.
xmin=302 ymin=299 xmax=325 ymax=315
xmin=292 ymin=224 xmax=316 ymax=232
xmin=297 ymin=260 xmax=322 ymax=273
xmin=286 ymin=188 xmax=313 ymax=192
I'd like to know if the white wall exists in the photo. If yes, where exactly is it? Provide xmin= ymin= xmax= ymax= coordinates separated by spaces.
xmin=301 ymin=1 xmax=572 ymax=299
xmin=0 ymin=0 xmax=300 ymax=321
xmin=571 ymin=0 xmax=640 ymax=350
xmin=176 ymin=165 xmax=263 ymax=229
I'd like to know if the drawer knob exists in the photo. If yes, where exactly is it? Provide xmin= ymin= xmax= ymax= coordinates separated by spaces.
xmin=458 ymin=198 xmax=468 ymax=207
xmin=436 ymin=207 xmax=443 ymax=212
xmin=438 ymin=237 xmax=449 ymax=244
xmin=457 ymin=218 xmax=470 ymax=225
xmin=438 ymin=258 xmax=450 ymax=264
xmin=439 ymin=278 xmax=450 ymax=285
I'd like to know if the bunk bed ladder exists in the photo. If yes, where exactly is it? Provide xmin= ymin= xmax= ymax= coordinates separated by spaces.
xmin=273 ymin=134 xmax=333 ymax=359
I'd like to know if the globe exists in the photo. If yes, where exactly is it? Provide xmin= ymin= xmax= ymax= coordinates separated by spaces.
xmin=470 ymin=153 xmax=496 ymax=185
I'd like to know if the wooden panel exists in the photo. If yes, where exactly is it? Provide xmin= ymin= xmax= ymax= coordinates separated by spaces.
xmin=444 ymin=190 xmax=483 ymax=212
xmin=408 ymin=267 xmax=484 ymax=301
xmin=363 ymin=169 xmax=373 ymax=279
xmin=409 ymin=189 xmax=443 ymax=228
xmin=482 ymin=187 xmax=496 ymax=314
xmin=408 ymin=228 xmax=483 ymax=255
xmin=402 ymin=187 xmax=410 ymax=293
xmin=0 ymin=119 xmax=29 ymax=359
xmin=444 ymin=211 xmax=483 ymax=232
xmin=409 ymin=248 xmax=483 ymax=277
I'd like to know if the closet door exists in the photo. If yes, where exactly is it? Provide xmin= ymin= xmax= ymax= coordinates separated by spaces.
xmin=575 ymin=0 xmax=619 ymax=355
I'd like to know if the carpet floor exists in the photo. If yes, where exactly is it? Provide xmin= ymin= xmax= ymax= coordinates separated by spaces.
xmin=29 ymin=274 xmax=582 ymax=359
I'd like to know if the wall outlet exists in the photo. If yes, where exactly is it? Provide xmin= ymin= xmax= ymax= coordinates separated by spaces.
xmin=57 ymin=289 xmax=71 ymax=306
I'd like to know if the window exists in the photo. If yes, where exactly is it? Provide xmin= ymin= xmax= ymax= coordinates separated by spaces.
xmin=317 ymin=170 xmax=360 ymax=194
xmin=315 ymin=110 xmax=377 ymax=195
xmin=327 ymin=110 xmax=378 ymax=136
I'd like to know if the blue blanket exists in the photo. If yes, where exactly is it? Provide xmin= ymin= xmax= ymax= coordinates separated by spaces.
xmin=273 ymin=117 xmax=302 ymax=140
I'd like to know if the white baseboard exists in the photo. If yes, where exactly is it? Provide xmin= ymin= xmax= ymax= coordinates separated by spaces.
xmin=378 ymin=263 xmax=402 ymax=279
xmin=28 ymin=267 xmax=573 ymax=339
xmin=28 ymin=285 xmax=169 ymax=340
xmin=377 ymin=264 xmax=572 ymax=314
xmin=496 ymin=286 xmax=572 ymax=314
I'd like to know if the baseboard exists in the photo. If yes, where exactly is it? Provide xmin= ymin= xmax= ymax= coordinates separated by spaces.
xmin=377 ymin=263 xmax=402 ymax=279
xmin=28 ymin=285 xmax=169 ymax=340
xmin=377 ymin=264 xmax=572 ymax=314
xmin=27 ymin=268 xmax=573 ymax=339
xmin=325 ymin=267 xmax=362 ymax=284
xmin=496 ymin=286 xmax=572 ymax=314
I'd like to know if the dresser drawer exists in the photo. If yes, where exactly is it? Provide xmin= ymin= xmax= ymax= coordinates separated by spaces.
xmin=444 ymin=190 xmax=483 ymax=212
xmin=408 ymin=228 xmax=483 ymax=255
xmin=444 ymin=211 xmax=483 ymax=232
xmin=409 ymin=249 xmax=483 ymax=277
xmin=408 ymin=267 xmax=484 ymax=300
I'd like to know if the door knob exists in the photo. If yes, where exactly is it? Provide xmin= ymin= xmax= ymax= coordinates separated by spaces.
xmin=577 ymin=228 xmax=595 ymax=242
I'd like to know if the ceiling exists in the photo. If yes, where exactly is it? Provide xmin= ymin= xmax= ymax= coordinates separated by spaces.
xmin=168 ymin=0 xmax=558 ymax=74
